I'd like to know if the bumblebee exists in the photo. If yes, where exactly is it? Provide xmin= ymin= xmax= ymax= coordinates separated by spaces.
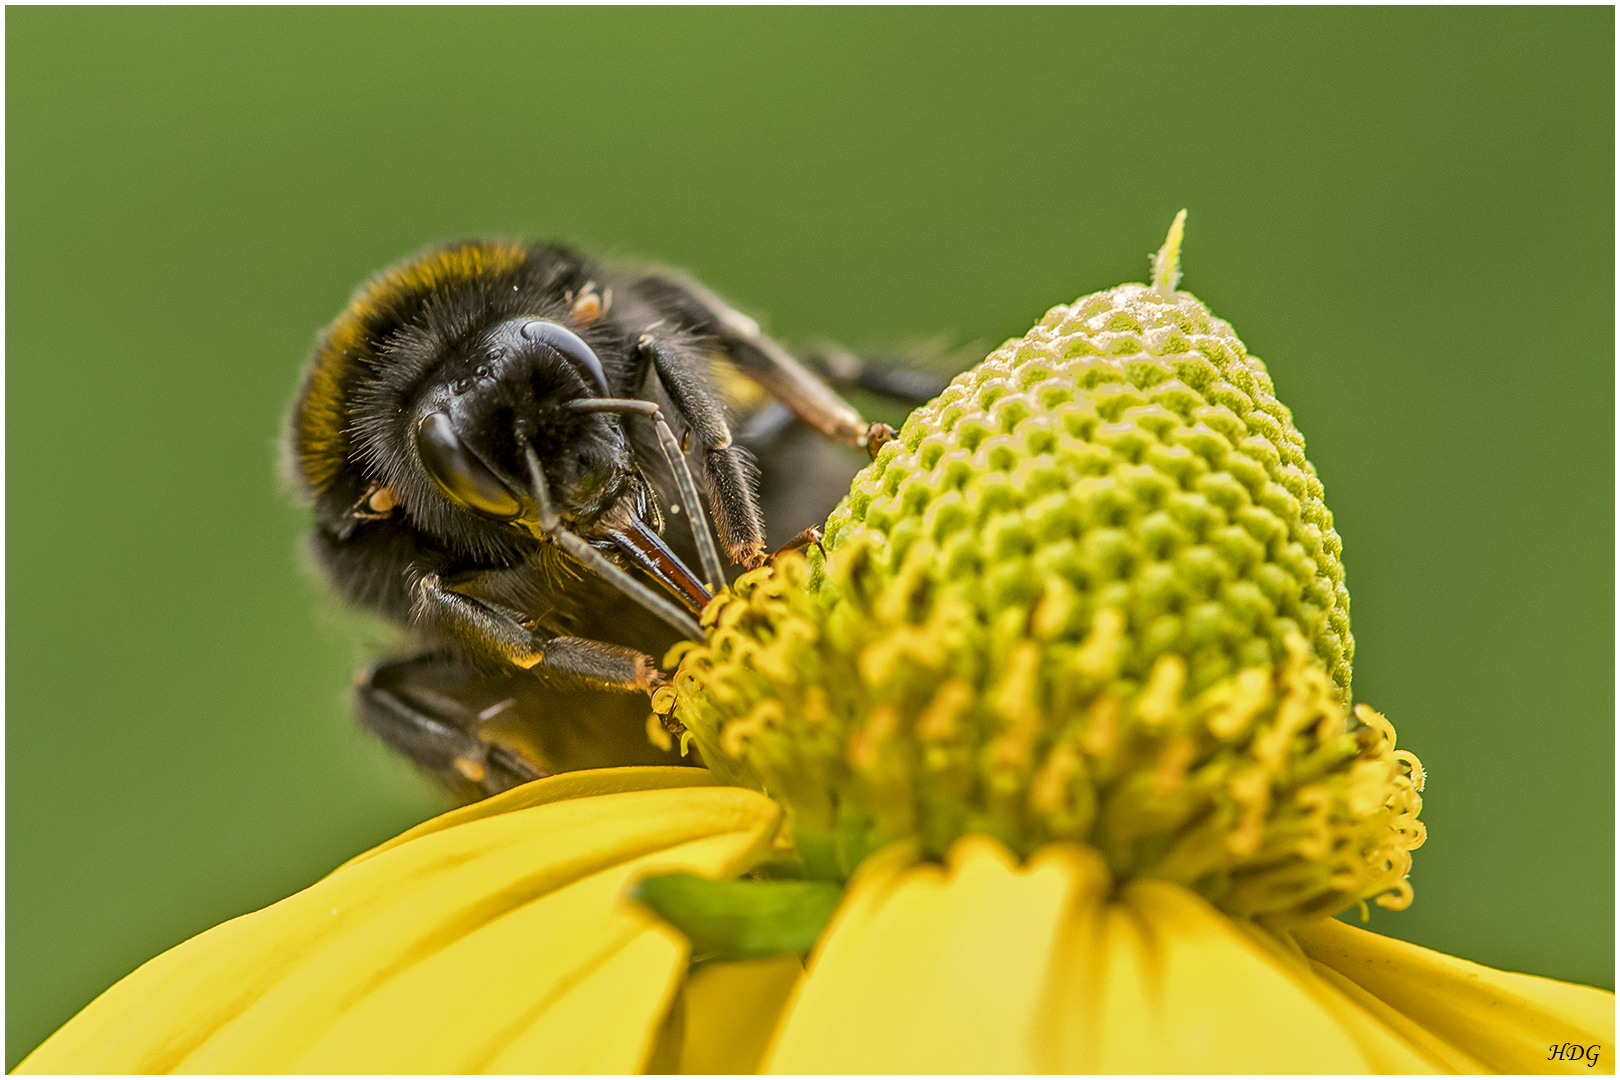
xmin=288 ymin=241 xmax=942 ymax=801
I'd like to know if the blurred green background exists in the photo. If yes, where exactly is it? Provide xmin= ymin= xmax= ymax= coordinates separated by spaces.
xmin=7 ymin=7 xmax=1612 ymax=1065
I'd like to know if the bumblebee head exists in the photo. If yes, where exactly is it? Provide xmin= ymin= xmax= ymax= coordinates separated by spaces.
xmin=379 ymin=316 xmax=711 ymax=613
xmin=405 ymin=317 xmax=640 ymax=534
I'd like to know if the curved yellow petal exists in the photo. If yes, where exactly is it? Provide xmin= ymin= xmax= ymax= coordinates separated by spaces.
xmin=1295 ymin=917 xmax=1617 ymax=1075
xmin=1088 ymin=903 xmax=1167 ymax=1071
xmin=1304 ymin=956 xmax=1490 ymax=1073
xmin=17 ymin=785 xmax=777 ymax=1074
xmin=1025 ymin=848 xmax=1114 ymax=1071
xmin=669 ymin=955 xmax=804 ymax=1074
xmin=333 ymin=765 xmax=722 ymax=874
xmin=1229 ymin=919 xmax=1478 ymax=1073
xmin=1097 ymin=880 xmax=1373 ymax=1072
xmin=761 ymin=835 xmax=1091 ymax=1073
xmin=481 ymin=920 xmax=687 ymax=1074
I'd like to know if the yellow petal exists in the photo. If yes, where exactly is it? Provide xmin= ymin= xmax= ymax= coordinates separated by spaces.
xmin=1304 ymin=956 xmax=1490 ymax=1073
xmin=17 ymin=784 xmax=777 ymax=1074
xmin=1094 ymin=880 xmax=1374 ymax=1072
xmin=1230 ymin=919 xmax=1478 ymax=1073
xmin=274 ymin=834 xmax=724 ymax=1074
xmin=1084 ymin=900 xmax=1181 ymax=1072
xmin=1026 ymin=848 xmax=1114 ymax=1071
xmin=1295 ymin=917 xmax=1617 ymax=1075
xmin=761 ymin=835 xmax=1089 ymax=1073
xmin=671 ymin=955 xmax=804 ymax=1074
xmin=333 ymin=765 xmax=723 ymax=874
xmin=481 ymin=920 xmax=687 ymax=1074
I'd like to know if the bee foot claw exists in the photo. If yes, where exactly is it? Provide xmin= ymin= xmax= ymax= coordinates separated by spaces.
xmin=864 ymin=421 xmax=897 ymax=458
xmin=768 ymin=526 xmax=824 ymax=564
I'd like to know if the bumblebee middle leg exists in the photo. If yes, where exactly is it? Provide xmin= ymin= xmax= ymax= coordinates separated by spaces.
xmin=414 ymin=571 xmax=671 ymax=690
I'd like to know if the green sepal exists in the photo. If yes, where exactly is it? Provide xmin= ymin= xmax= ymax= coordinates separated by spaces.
xmin=835 ymin=802 xmax=884 ymax=878
xmin=631 ymin=873 xmax=844 ymax=960
xmin=790 ymin=829 xmax=844 ymax=881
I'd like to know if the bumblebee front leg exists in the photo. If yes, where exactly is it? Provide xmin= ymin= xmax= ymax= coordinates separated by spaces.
xmin=636 ymin=333 xmax=769 ymax=567
xmin=413 ymin=572 xmax=664 ymax=693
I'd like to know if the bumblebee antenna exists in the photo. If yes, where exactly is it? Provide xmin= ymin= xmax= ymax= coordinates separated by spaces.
xmin=565 ymin=398 xmax=727 ymax=591
xmin=522 ymin=444 xmax=704 ymax=641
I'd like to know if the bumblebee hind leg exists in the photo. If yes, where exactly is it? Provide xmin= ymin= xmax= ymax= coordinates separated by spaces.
xmin=808 ymin=345 xmax=953 ymax=406
xmin=355 ymin=650 xmax=690 ymax=804
xmin=356 ymin=652 xmax=545 ymax=800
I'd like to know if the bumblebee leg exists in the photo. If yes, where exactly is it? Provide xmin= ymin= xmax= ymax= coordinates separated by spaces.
xmin=628 ymin=273 xmax=871 ymax=449
xmin=634 ymin=333 xmax=769 ymax=568
xmin=527 ymin=635 xmax=667 ymax=693
xmin=810 ymin=346 xmax=955 ymax=457
xmin=625 ymin=272 xmax=948 ymax=460
xmin=564 ymin=395 xmax=727 ymax=590
xmin=519 ymin=444 xmax=707 ymax=641
xmin=809 ymin=346 xmax=952 ymax=405
xmin=413 ymin=572 xmax=549 ymax=666
xmin=736 ymin=401 xmax=797 ymax=448
xmin=770 ymin=525 xmax=825 ymax=562
xmin=359 ymin=650 xmax=689 ymax=801
xmin=357 ymin=653 xmax=545 ymax=798
xmin=415 ymin=571 xmax=668 ymax=690
xmin=735 ymin=353 xmax=948 ymax=455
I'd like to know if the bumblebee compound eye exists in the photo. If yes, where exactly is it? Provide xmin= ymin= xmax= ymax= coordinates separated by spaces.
xmin=494 ymin=318 xmax=611 ymax=397
xmin=415 ymin=412 xmax=523 ymax=520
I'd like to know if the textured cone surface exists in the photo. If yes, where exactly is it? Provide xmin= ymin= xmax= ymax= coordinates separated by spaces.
xmin=674 ymin=278 xmax=1422 ymax=926
xmin=829 ymin=281 xmax=1349 ymax=695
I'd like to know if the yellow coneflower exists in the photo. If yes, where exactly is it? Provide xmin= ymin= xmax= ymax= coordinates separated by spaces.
xmin=18 ymin=217 xmax=1614 ymax=1074
xmin=669 ymin=209 xmax=1410 ymax=928
xmin=15 ymin=766 xmax=1611 ymax=1074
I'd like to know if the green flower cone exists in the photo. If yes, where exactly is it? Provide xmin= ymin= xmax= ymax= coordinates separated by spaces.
xmin=669 ymin=212 xmax=1422 ymax=930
